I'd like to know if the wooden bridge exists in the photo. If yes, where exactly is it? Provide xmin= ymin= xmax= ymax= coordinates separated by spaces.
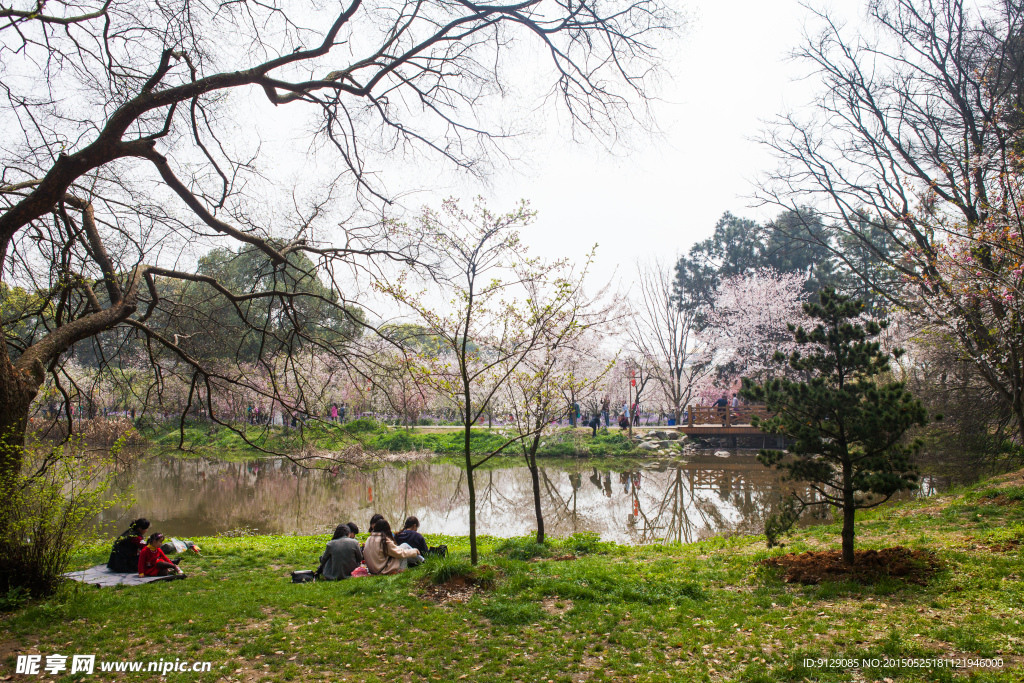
xmin=680 ymin=405 xmax=773 ymax=439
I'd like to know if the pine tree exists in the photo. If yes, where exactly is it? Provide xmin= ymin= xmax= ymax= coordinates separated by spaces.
xmin=740 ymin=289 xmax=928 ymax=565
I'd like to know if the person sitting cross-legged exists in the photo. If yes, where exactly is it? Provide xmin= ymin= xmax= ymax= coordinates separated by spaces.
xmin=107 ymin=517 xmax=149 ymax=573
xmin=394 ymin=516 xmax=427 ymax=564
xmin=138 ymin=533 xmax=184 ymax=578
xmin=318 ymin=522 xmax=363 ymax=580
xmin=363 ymin=519 xmax=422 ymax=575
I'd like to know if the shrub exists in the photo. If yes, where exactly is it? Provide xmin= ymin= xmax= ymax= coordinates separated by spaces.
xmin=371 ymin=431 xmax=419 ymax=452
xmin=0 ymin=436 xmax=127 ymax=598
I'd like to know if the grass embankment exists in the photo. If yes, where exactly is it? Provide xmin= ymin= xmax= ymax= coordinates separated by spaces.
xmin=5 ymin=471 xmax=1024 ymax=682
xmin=141 ymin=418 xmax=642 ymax=460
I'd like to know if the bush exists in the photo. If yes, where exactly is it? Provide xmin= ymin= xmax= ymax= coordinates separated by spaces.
xmin=372 ymin=430 xmax=419 ymax=452
xmin=0 ymin=437 xmax=126 ymax=598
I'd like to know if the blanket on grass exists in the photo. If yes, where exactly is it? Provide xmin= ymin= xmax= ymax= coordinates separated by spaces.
xmin=64 ymin=564 xmax=185 ymax=588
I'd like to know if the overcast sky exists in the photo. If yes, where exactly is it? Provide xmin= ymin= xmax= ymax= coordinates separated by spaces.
xmin=465 ymin=0 xmax=868 ymax=290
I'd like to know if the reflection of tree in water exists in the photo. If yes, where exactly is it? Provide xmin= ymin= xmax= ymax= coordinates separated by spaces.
xmin=92 ymin=450 xmax=940 ymax=542
xmin=616 ymin=456 xmax=834 ymax=545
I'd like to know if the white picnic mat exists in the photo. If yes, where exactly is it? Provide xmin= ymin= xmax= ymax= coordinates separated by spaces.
xmin=64 ymin=564 xmax=185 ymax=587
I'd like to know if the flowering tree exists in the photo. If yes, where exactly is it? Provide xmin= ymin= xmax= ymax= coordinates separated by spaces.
xmin=501 ymin=257 xmax=617 ymax=542
xmin=703 ymin=269 xmax=809 ymax=389
xmin=0 ymin=0 xmax=677 ymax=494
xmin=376 ymin=198 xmax=596 ymax=563
xmin=757 ymin=0 xmax=1024 ymax=440
xmin=908 ymin=216 xmax=1024 ymax=440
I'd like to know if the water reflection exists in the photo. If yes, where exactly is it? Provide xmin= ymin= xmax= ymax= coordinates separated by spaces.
xmin=96 ymin=452 xmax=951 ymax=545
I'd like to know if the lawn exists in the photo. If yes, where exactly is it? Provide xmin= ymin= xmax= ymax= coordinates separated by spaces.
xmin=3 ymin=470 xmax=1024 ymax=682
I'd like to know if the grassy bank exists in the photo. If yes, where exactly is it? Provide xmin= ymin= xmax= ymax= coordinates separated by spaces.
xmin=141 ymin=418 xmax=645 ymax=460
xmin=4 ymin=470 xmax=1024 ymax=682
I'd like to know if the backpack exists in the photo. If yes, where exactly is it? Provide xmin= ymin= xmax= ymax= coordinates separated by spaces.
xmin=291 ymin=570 xmax=316 ymax=583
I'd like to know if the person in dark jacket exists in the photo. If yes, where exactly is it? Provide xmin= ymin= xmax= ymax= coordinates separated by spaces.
xmin=106 ymin=518 xmax=150 ymax=573
xmin=318 ymin=523 xmax=363 ymax=580
xmin=394 ymin=516 xmax=428 ymax=560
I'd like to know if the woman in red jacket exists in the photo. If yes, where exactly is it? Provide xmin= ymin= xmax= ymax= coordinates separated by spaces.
xmin=138 ymin=533 xmax=184 ymax=577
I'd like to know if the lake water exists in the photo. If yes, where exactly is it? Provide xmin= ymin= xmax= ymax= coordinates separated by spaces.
xmin=94 ymin=451 xmax=951 ymax=545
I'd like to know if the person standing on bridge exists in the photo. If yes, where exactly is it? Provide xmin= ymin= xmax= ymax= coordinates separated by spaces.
xmin=713 ymin=394 xmax=728 ymax=426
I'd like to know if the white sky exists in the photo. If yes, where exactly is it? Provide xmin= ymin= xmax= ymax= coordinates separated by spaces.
xmin=467 ymin=0 xmax=867 ymax=290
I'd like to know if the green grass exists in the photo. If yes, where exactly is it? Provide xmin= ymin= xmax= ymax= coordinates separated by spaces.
xmin=4 ymin=472 xmax=1024 ymax=681
xmin=140 ymin=419 xmax=642 ymax=459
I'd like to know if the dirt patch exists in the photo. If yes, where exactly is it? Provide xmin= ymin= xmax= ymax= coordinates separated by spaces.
xmin=540 ymin=597 xmax=573 ymax=616
xmin=420 ymin=576 xmax=484 ymax=605
xmin=986 ymin=468 xmax=1024 ymax=489
xmin=967 ymin=538 xmax=1021 ymax=552
xmin=419 ymin=567 xmax=498 ymax=605
xmin=758 ymin=547 xmax=942 ymax=585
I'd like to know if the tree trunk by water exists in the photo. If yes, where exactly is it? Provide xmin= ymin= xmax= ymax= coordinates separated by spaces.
xmin=464 ymin=405 xmax=479 ymax=564
xmin=527 ymin=434 xmax=544 ymax=543
xmin=841 ymin=460 xmax=855 ymax=565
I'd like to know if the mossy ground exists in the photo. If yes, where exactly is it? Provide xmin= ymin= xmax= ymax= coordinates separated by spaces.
xmin=4 ymin=470 xmax=1024 ymax=682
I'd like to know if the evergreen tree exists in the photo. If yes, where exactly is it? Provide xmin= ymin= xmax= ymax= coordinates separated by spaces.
xmin=740 ymin=289 xmax=928 ymax=565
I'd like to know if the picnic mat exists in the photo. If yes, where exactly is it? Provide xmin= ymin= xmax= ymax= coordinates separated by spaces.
xmin=64 ymin=564 xmax=185 ymax=587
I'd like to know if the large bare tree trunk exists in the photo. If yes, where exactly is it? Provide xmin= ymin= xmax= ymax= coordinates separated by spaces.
xmin=0 ymin=336 xmax=43 ymax=488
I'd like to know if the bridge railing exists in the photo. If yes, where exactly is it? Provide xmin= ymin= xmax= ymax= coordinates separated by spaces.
xmin=686 ymin=405 xmax=772 ymax=427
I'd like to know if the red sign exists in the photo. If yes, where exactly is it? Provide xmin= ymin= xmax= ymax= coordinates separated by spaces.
xmin=630 ymin=379 xmax=636 ymax=387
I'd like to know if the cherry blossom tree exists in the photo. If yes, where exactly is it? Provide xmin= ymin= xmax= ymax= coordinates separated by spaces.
xmin=376 ymin=198 xmax=600 ymax=563
xmin=703 ymin=269 xmax=809 ymax=389
xmin=757 ymin=0 xmax=1024 ymax=440
xmin=501 ymin=256 xmax=618 ymax=542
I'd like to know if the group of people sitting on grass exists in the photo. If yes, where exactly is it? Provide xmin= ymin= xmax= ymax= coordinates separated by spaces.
xmin=317 ymin=515 xmax=428 ymax=580
xmin=106 ymin=518 xmax=187 ymax=578
xmin=105 ymin=514 xmax=430 ymax=582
